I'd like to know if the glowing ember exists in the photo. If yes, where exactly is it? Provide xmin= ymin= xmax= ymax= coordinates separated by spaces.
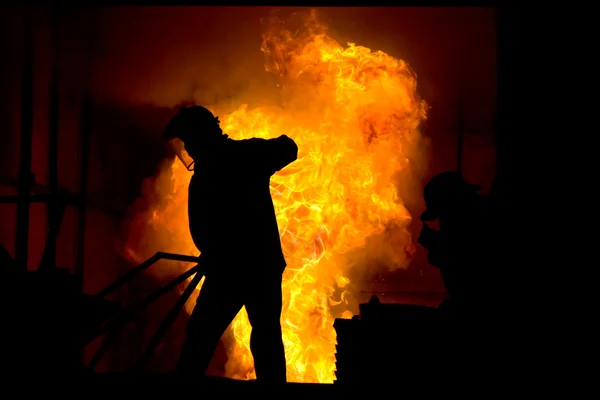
xmin=123 ymin=10 xmax=427 ymax=383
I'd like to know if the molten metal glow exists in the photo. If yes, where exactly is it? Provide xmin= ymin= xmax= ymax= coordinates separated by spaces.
xmin=123 ymin=10 xmax=427 ymax=383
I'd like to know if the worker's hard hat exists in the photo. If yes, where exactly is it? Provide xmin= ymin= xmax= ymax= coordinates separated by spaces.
xmin=163 ymin=105 xmax=221 ymax=171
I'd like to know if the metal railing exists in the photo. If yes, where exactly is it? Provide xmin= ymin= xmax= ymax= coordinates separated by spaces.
xmin=85 ymin=252 xmax=205 ymax=373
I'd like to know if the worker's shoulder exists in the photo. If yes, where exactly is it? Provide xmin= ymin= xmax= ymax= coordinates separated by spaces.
xmin=229 ymin=135 xmax=292 ymax=144
xmin=226 ymin=137 xmax=265 ymax=146
xmin=227 ymin=136 xmax=286 ymax=150
xmin=226 ymin=135 xmax=296 ymax=154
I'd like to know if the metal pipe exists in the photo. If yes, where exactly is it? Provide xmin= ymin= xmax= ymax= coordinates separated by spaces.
xmin=91 ymin=263 xmax=202 ymax=339
xmin=94 ymin=253 xmax=161 ymax=299
xmin=45 ymin=2 xmax=61 ymax=271
xmin=457 ymin=100 xmax=463 ymax=175
xmin=0 ymin=176 xmax=122 ymax=218
xmin=74 ymin=4 xmax=98 ymax=297
xmin=15 ymin=4 xmax=35 ymax=270
xmin=94 ymin=252 xmax=200 ymax=299
xmin=0 ymin=194 xmax=61 ymax=204
xmin=493 ymin=9 xmax=500 ymax=199
xmin=75 ymin=14 xmax=95 ymax=366
xmin=133 ymin=268 xmax=204 ymax=372
xmin=457 ymin=67 xmax=465 ymax=176
xmin=85 ymin=263 xmax=202 ymax=371
xmin=75 ymin=92 xmax=91 ymax=287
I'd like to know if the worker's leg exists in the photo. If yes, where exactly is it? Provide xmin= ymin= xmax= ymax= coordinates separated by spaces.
xmin=177 ymin=274 xmax=243 ymax=375
xmin=245 ymin=271 xmax=286 ymax=382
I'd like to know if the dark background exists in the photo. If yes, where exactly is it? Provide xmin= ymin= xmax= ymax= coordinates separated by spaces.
xmin=0 ymin=6 xmax=496 ymax=373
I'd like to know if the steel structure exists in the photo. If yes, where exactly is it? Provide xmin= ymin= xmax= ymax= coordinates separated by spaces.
xmin=0 ymin=5 xmax=205 ymax=373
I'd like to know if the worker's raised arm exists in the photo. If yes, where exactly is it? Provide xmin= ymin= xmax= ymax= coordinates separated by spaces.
xmin=244 ymin=135 xmax=299 ymax=176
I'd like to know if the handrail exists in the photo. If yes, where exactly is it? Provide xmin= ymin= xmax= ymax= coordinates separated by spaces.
xmin=132 ymin=266 xmax=205 ymax=373
xmin=85 ymin=252 xmax=203 ymax=373
xmin=94 ymin=252 xmax=200 ymax=299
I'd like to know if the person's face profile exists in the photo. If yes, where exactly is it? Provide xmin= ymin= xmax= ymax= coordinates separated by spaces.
xmin=210 ymin=116 xmax=223 ymax=136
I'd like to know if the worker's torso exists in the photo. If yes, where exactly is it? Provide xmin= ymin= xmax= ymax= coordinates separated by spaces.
xmin=437 ymin=197 xmax=499 ymax=300
xmin=188 ymin=140 xmax=286 ymax=274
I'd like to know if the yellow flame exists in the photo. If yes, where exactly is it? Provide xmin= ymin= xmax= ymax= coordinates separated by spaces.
xmin=123 ymin=10 xmax=426 ymax=383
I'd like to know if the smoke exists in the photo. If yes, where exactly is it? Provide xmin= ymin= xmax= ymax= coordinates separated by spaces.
xmin=121 ymin=6 xmax=431 ymax=299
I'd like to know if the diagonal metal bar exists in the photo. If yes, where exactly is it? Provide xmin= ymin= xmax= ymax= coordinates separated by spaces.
xmin=15 ymin=4 xmax=34 ymax=271
xmin=133 ymin=266 xmax=204 ymax=373
xmin=84 ymin=320 xmax=121 ymax=373
xmin=85 ymin=253 xmax=201 ymax=372
xmin=88 ymin=263 xmax=201 ymax=342
xmin=94 ymin=253 xmax=160 ymax=299
xmin=94 ymin=252 xmax=200 ymax=299
xmin=84 ymin=264 xmax=203 ymax=375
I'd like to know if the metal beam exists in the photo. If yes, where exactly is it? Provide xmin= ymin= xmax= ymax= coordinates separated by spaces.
xmin=0 ymin=194 xmax=66 ymax=204
xmin=457 ymin=67 xmax=465 ymax=176
xmin=45 ymin=2 xmax=61 ymax=271
xmin=15 ymin=5 xmax=35 ymax=270
xmin=75 ymin=92 xmax=91 ymax=287
xmin=85 ymin=263 xmax=203 ymax=371
xmin=94 ymin=252 xmax=201 ymax=299
xmin=457 ymin=100 xmax=463 ymax=175
xmin=133 ymin=268 xmax=204 ymax=372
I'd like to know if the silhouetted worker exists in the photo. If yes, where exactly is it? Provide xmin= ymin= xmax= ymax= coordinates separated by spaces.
xmin=164 ymin=105 xmax=298 ymax=382
xmin=417 ymin=171 xmax=498 ymax=316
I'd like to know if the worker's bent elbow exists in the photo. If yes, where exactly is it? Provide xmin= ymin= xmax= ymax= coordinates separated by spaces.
xmin=288 ymin=138 xmax=299 ymax=163
xmin=280 ymin=135 xmax=299 ymax=165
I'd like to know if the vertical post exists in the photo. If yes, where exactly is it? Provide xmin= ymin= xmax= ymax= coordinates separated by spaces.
xmin=43 ymin=3 xmax=60 ymax=271
xmin=457 ymin=100 xmax=463 ymax=176
xmin=75 ymin=7 xmax=95 ymax=292
xmin=15 ymin=5 xmax=35 ymax=270
xmin=490 ymin=107 xmax=498 ymax=197
xmin=456 ymin=67 xmax=465 ymax=176
xmin=75 ymin=80 xmax=92 ymax=375
xmin=74 ymin=7 xmax=96 ymax=371
xmin=75 ymin=96 xmax=91 ymax=287
xmin=493 ymin=8 xmax=500 ymax=199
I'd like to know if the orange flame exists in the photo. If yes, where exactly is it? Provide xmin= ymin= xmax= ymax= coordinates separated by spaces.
xmin=123 ymin=10 xmax=427 ymax=383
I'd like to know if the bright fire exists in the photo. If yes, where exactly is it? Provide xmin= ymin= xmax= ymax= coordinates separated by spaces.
xmin=123 ymin=10 xmax=427 ymax=383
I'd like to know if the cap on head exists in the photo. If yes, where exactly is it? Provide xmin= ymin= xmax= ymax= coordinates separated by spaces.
xmin=420 ymin=171 xmax=483 ymax=221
